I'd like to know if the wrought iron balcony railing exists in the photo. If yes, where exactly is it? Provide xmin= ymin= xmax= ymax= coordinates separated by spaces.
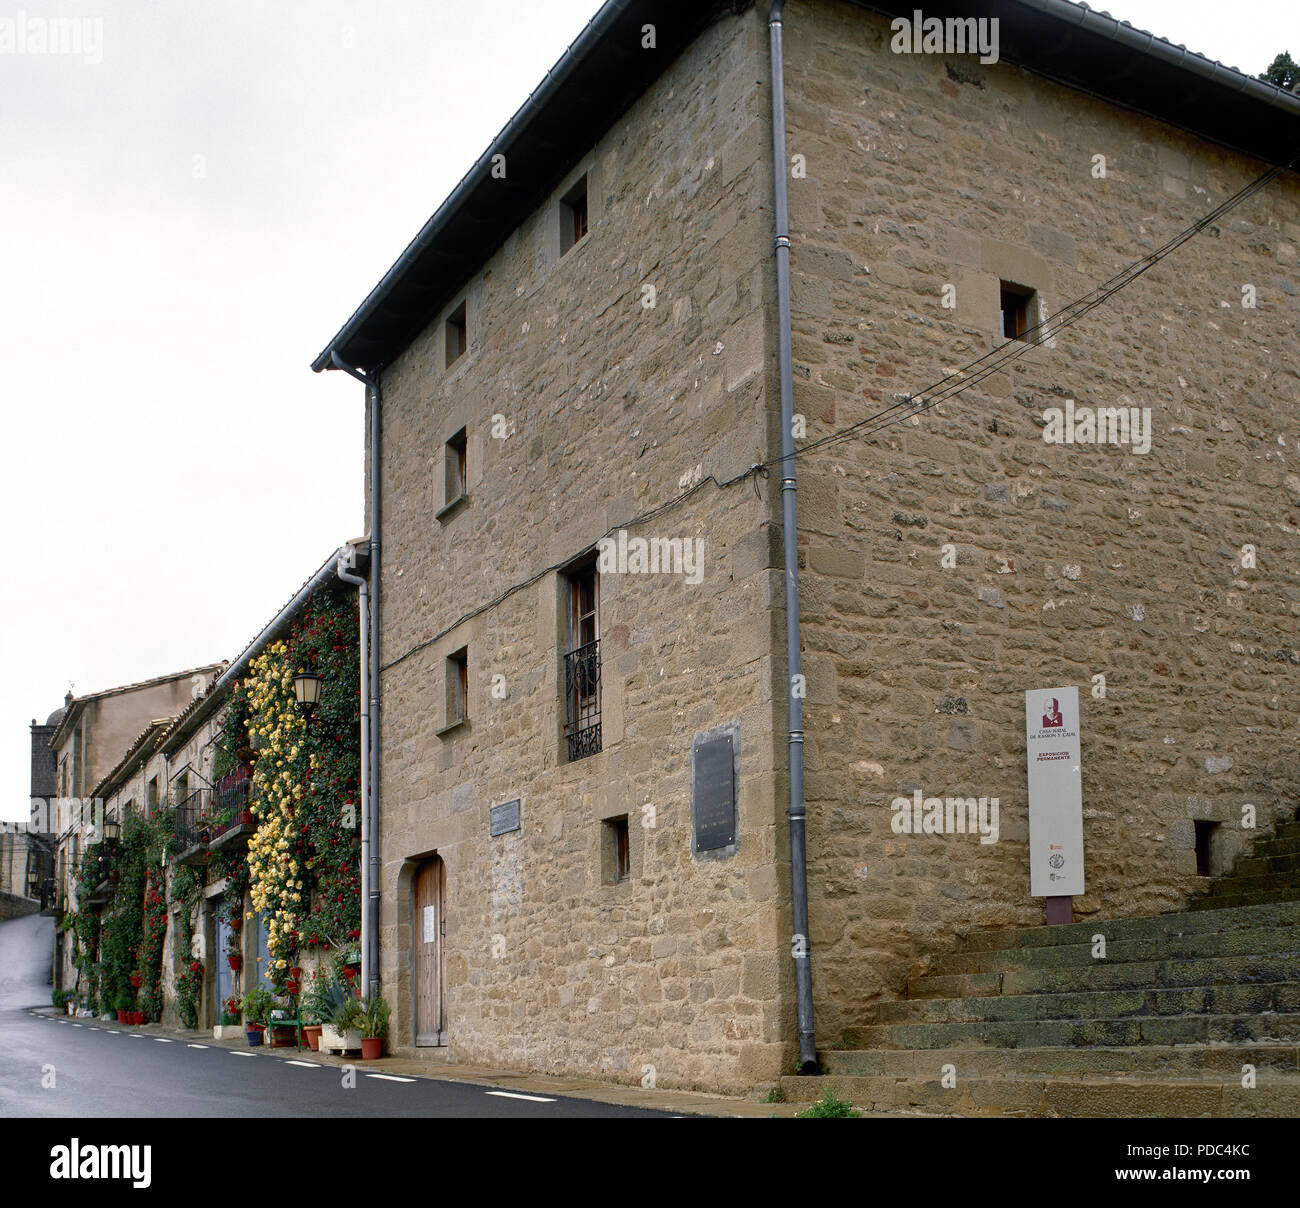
xmin=172 ymin=788 xmax=212 ymax=853
xmin=563 ymin=638 xmax=602 ymax=762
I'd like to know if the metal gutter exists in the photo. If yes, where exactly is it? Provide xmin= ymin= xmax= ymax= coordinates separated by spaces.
xmin=1017 ymin=0 xmax=1300 ymax=117
xmin=212 ymin=552 xmax=341 ymax=695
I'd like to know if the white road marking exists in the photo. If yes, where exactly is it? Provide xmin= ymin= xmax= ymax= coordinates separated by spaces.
xmin=130 ymin=1034 xmax=144 ymax=1039
xmin=230 ymin=1051 xmax=255 ymax=1057
xmin=187 ymin=1043 xmax=208 ymax=1049
xmin=485 ymin=1090 xmax=556 ymax=1102
xmin=71 ymin=1023 xmax=83 ymax=1028
xmin=154 ymin=1038 xmax=173 ymax=1043
xmin=106 ymin=1030 xmax=120 ymax=1035
xmin=285 ymin=1060 xmax=319 ymax=1068
xmin=364 ymin=1073 xmax=417 ymax=1083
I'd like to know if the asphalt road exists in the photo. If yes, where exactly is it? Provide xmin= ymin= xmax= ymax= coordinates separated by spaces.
xmin=0 ymin=915 xmax=670 ymax=1119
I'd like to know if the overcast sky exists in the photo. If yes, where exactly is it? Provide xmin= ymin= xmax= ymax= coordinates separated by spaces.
xmin=1 ymin=0 xmax=1294 ymax=823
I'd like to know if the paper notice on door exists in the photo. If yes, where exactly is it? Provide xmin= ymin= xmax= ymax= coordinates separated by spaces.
xmin=422 ymin=905 xmax=437 ymax=944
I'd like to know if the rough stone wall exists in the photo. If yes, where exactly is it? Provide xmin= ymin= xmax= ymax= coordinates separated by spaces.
xmin=0 ymin=892 xmax=39 ymax=922
xmin=783 ymin=1 xmax=1300 ymax=1041
xmin=374 ymin=8 xmax=793 ymax=1091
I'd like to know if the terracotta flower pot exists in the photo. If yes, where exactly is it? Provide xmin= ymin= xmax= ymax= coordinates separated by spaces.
xmin=303 ymin=1025 xmax=322 ymax=1051
xmin=227 ymin=954 xmax=242 ymax=970
xmin=360 ymin=1037 xmax=383 ymax=1061
xmin=132 ymin=1011 xmax=146 ymax=1026
xmin=117 ymin=1010 xmax=128 ymax=1024
xmin=288 ymin=967 xmax=301 ymax=980
xmin=285 ymin=980 xmax=300 ymax=997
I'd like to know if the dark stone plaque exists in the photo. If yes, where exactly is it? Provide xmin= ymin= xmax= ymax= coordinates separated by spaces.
xmin=692 ymin=731 xmax=736 ymax=852
xmin=490 ymin=799 xmax=521 ymax=837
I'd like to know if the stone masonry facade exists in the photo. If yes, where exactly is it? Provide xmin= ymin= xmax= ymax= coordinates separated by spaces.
xmin=364 ymin=1 xmax=1298 ymax=1089
xmin=375 ymin=9 xmax=793 ymax=1091
xmin=784 ymin=1 xmax=1300 ymax=1044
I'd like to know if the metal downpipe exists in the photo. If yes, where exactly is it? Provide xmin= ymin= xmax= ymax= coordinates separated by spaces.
xmin=769 ymin=0 xmax=817 ymax=1072
xmin=332 ymin=351 xmax=382 ymax=1003
xmin=366 ymin=374 xmax=381 ymax=1004
xmin=335 ymin=555 xmax=370 ymax=998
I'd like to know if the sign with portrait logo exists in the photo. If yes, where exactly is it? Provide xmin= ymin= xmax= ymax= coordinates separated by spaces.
xmin=1025 ymin=686 xmax=1085 ymax=897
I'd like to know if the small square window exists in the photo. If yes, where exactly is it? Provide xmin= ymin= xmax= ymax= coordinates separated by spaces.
xmin=444 ymin=427 xmax=467 ymax=505
xmin=1000 ymin=281 xmax=1036 ymax=342
xmin=1194 ymin=820 xmax=1218 ymax=877
xmin=445 ymin=301 xmax=467 ymax=366
xmin=560 ymin=175 xmax=588 ymax=255
xmin=447 ymin=647 xmax=468 ymax=725
xmin=602 ymin=815 xmax=630 ymax=884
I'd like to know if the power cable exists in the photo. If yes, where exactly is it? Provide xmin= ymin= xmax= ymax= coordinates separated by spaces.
xmin=380 ymin=152 xmax=1297 ymax=673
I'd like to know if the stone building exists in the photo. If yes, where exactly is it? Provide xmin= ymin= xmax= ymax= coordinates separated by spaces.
xmin=1 ymin=708 xmax=63 ymax=918
xmin=50 ymin=549 xmax=364 ymax=1030
xmin=48 ymin=666 xmax=224 ymax=990
xmin=309 ymin=0 xmax=1300 ymax=1096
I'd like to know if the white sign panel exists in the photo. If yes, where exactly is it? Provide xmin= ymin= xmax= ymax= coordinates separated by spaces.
xmin=422 ymin=905 xmax=437 ymax=945
xmin=1025 ymin=686 xmax=1085 ymax=897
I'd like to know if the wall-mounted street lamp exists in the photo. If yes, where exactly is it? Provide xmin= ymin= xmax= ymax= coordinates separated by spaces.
xmin=293 ymin=666 xmax=322 ymax=717
xmin=102 ymin=815 xmax=121 ymax=842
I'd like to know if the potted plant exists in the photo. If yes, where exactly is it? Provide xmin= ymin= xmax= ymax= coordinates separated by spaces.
xmin=240 ymin=985 xmax=273 ymax=1047
xmin=302 ymin=969 xmax=347 ymax=1052
xmin=213 ymin=995 xmax=243 ymax=1041
xmin=321 ymin=992 xmax=363 ymax=1054
xmin=356 ymin=994 xmax=390 ymax=1061
xmin=115 ymin=989 xmax=134 ymax=1025
xmin=129 ymin=972 xmax=143 ymax=989
xmin=227 ymin=952 xmax=242 ymax=971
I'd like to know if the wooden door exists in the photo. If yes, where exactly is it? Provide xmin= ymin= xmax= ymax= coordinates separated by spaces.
xmin=413 ymin=857 xmax=445 ymax=1045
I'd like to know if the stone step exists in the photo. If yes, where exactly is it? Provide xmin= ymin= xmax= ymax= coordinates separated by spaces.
xmin=956 ymin=899 xmax=1300 ymax=955
xmin=1270 ymin=821 xmax=1300 ymax=841
xmin=1228 ymin=851 xmax=1300 ymax=878
xmin=1198 ymin=871 xmax=1300 ymax=897
xmin=845 ymin=1010 xmax=1300 ymax=1051
xmin=1189 ymin=888 xmax=1300 ymax=910
xmin=820 ymin=1043 xmax=1300 ymax=1078
xmin=779 ymin=1072 xmax=1300 ymax=1117
xmin=874 ymin=980 xmax=1300 ymax=1025
xmin=909 ymin=950 xmax=1300 ymax=1000
xmin=927 ymin=923 xmax=1300 ymax=975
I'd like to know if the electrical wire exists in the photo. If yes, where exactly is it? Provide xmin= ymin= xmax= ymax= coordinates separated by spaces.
xmin=380 ymin=152 xmax=1297 ymax=674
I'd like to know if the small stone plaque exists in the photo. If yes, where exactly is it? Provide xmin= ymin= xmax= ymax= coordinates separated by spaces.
xmin=692 ymin=731 xmax=736 ymax=852
xmin=490 ymin=799 xmax=521 ymax=837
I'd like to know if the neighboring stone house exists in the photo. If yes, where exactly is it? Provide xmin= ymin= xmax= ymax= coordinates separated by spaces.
xmin=310 ymin=0 xmax=1299 ymax=1093
xmin=49 ymin=666 xmax=224 ymax=990
xmin=52 ymin=549 xmax=366 ymax=1029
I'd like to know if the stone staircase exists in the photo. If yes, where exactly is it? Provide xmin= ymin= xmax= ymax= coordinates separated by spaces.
xmin=783 ymin=819 xmax=1300 ymax=1116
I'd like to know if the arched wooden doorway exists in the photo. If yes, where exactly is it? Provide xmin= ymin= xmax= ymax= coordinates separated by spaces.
xmin=413 ymin=856 xmax=446 ymax=1045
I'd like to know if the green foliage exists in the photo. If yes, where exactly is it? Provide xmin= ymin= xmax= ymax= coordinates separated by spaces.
xmin=1260 ymin=51 xmax=1298 ymax=90
xmin=171 ymin=863 xmax=202 ymax=1029
xmin=243 ymin=586 xmax=362 ymax=958
xmin=115 ymin=989 xmax=135 ymax=1012
xmin=355 ymin=994 xmax=390 ymax=1040
xmin=240 ymin=984 xmax=275 ymax=1026
xmin=762 ymin=1086 xmax=787 ymax=1103
xmin=301 ymin=966 xmax=350 ymax=1027
xmin=795 ymin=1089 xmax=861 ymax=1118
xmin=52 ymin=988 xmax=70 ymax=1008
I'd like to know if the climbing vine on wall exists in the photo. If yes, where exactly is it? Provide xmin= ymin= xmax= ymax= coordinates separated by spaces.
xmin=171 ymin=863 xmax=202 ymax=1029
xmin=242 ymin=586 xmax=361 ymax=971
